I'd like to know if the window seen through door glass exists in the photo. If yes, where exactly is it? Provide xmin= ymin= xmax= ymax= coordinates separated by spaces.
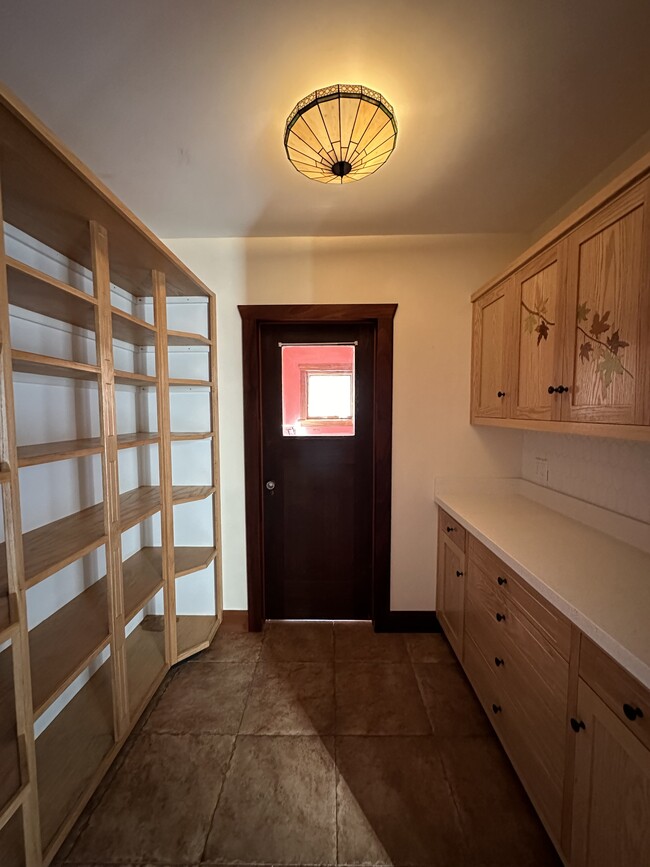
xmin=281 ymin=344 xmax=355 ymax=436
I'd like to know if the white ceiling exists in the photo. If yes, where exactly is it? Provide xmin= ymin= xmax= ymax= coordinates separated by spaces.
xmin=1 ymin=0 xmax=649 ymax=239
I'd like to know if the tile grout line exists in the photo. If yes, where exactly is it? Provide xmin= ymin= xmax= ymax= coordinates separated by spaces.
xmin=198 ymin=630 xmax=266 ymax=863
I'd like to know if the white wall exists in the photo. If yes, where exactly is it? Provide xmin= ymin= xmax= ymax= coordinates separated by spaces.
xmin=166 ymin=233 xmax=528 ymax=611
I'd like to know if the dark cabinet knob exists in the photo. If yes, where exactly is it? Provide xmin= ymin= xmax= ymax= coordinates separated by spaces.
xmin=547 ymin=385 xmax=556 ymax=394
xmin=623 ymin=703 xmax=644 ymax=721
xmin=446 ymin=526 xmax=455 ymax=533
xmin=570 ymin=717 xmax=586 ymax=733
xmin=494 ymin=657 xmax=504 ymax=667
xmin=497 ymin=391 xmax=506 ymax=398
xmin=492 ymin=703 xmax=502 ymax=714
xmin=497 ymin=576 xmax=507 ymax=586
xmin=548 ymin=385 xmax=569 ymax=394
xmin=495 ymin=612 xmax=506 ymax=622
xmin=456 ymin=570 xmax=464 ymax=577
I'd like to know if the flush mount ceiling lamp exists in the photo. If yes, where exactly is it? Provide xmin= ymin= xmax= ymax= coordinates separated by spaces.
xmin=284 ymin=84 xmax=397 ymax=184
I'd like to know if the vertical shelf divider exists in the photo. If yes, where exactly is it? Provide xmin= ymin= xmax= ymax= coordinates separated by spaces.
xmin=208 ymin=295 xmax=224 ymax=626
xmin=0 ymin=175 xmax=42 ymax=866
xmin=90 ymin=221 xmax=129 ymax=739
xmin=153 ymin=270 xmax=177 ymax=665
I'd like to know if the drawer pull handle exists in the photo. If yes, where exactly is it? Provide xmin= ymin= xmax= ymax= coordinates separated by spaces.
xmin=495 ymin=612 xmax=506 ymax=622
xmin=570 ymin=718 xmax=586 ymax=733
xmin=492 ymin=703 xmax=502 ymax=714
xmin=494 ymin=657 xmax=504 ymax=667
xmin=497 ymin=576 xmax=507 ymax=586
xmin=623 ymin=703 xmax=644 ymax=721
xmin=456 ymin=570 xmax=464 ymax=577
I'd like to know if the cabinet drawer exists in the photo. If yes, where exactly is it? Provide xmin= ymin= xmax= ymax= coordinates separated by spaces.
xmin=580 ymin=636 xmax=650 ymax=752
xmin=438 ymin=508 xmax=466 ymax=552
xmin=468 ymin=536 xmax=571 ymax=660
xmin=463 ymin=631 xmax=504 ymax=725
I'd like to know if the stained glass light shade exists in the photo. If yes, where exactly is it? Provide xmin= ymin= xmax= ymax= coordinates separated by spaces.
xmin=284 ymin=84 xmax=397 ymax=184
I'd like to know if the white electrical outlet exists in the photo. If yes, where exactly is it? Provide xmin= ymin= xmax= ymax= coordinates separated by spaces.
xmin=535 ymin=457 xmax=549 ymax=486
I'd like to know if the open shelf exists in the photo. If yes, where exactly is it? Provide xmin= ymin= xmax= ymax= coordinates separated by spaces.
xmin=17 ymin=431 xmax=159 ymax=467
xmin=0 ymin=805 xmax=25 ymax=867
xmin=126 ymin=620 xmax=166 ymax=720
xmin=6 ymin=256 xmax=97 ymax=331
xmin=0 ymin=646 xmax=22 ymax=816
xmin=21 ymin=502 xmax=107 ymax=589
xmin=8 ymin=486 xmax=163 ymax=590
xmin=170 ymin=431 xmax=215 ymax=442
xmin=176 ymin=615 xmax=218 ymax=662
xmin=114 ymin=369 xmax=157 ymax=387
xmin=174 ymin=547 xmax=217 ymax=579
xmin=111 ymin=307 xmax=156 ymax=346
xmin=169 ymin=377 xmax=212 ymax=388
xmin=172 ymin=485 xmax=215 ymax=506
xmin=118 ymin=486 xmax=161 ymax=531
xmin=29 ymin=580 xmax=109 ymax=719
xmin=167 ymin=329 xmax=210 ymax=347
xmin=123 ymin=548 xmax=163 ymax=622
xmin=12 ymin=350 xmax=99 ymax=382
xmin=35 ymin=658 xmax=114 ymax=852
xmin=0 ymin=87 xmax=212 ymax=298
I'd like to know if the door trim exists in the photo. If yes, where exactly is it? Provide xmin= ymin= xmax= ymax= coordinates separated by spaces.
xmin=239 ymin=304 xmax=398 ymax=631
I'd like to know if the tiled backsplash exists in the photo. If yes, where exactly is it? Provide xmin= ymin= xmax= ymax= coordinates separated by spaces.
xmin=522 ymin=432 xmax=650 ymax=524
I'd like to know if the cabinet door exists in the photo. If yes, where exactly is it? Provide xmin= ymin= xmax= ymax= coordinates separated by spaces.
xmin=571 ymin=680 xmax=650 ymax=867
xmin=436 ymin=532 xmax=465 ymax=659
xmin=511 ymin=242 xmax=567 ymax=420
xmin=563 ymin=181 xmax=650 ymax=424
xmin=471 ymin=279 xmax=511 ymax=419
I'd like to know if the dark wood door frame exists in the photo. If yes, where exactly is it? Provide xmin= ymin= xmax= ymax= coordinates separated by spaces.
xmin=239 ymin=304 xmax=397 ymax=631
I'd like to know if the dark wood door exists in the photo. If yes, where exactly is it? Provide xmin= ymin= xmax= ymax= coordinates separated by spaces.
xmin=261 ymin=322 xmax=374 ymax=619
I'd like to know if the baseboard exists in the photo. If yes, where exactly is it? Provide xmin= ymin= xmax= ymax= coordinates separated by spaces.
xmin=373 ymin=610 xmax=441 ymax=633
xmin=221 ymin=610 xmax=249 ymax=632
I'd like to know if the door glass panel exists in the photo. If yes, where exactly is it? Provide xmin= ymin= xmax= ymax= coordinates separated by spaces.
xmin=281 ymin=344 xmax=355 ymax=436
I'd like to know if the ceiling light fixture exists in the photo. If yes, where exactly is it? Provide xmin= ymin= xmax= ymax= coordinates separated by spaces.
xmin=284 ymin=84 xmax=397 ymax=184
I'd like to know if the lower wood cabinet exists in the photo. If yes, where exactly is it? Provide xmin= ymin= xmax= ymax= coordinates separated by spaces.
xmin=435 ymin=510 xmax=466 ymax=659
xmin=570 ymin=680 xmax=650 ymax=866
xmin=437 ymin=508 xmax=650 ymax=866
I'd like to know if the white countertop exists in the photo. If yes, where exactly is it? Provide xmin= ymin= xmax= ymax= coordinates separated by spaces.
xmin=434 ymin=480 xmax=650 ymax=689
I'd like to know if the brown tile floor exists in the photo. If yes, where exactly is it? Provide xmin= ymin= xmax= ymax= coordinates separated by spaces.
xmin=57 ymin=622 xmax=561 ymax=867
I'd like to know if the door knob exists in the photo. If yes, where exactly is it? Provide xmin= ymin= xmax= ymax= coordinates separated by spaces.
xmin=265 ymin=480 xmax=276 ymax=491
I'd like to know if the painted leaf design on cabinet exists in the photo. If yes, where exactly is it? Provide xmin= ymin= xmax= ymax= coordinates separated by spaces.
xmin=577 ymin=307 xmax=633 ymax=397
xmin=521 ymin=298 xmax=554 ymax=342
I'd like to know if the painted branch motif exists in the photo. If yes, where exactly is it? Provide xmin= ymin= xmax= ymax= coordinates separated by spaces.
xmin=522 ymin=289 xmax=555 ymax=345
xmin=577 ymin=302 xmax=633 ymax=396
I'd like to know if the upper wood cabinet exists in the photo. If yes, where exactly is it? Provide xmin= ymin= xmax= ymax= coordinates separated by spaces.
xmin=471 ymin=279 xmax=511 ymax=419
xmin=510 ymin=242 xmax=568 ymax=421
xmin=471 ymin=158 xmax=650 ymax=440
xmin=563 ymin=181 xmax=650 ymax=426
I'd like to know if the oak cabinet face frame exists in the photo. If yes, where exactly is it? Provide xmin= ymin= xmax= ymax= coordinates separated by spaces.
xmin=471 ymin=279 xmax=512 ymax=420
xmin=470 ymin=171 xmax=650 ymax=440
xmin=436 ymin=509 xmax=650 ymax=865
xmin=562 ymin=181 xmax=650 ymax=426
xmin=510 ymin=241 xmax=569 ymax=421
xmin=570 ymin=680 xmax=650 ymax=867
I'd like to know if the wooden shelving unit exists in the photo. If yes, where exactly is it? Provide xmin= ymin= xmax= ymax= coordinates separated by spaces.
xmin=0 ymin=84 xmax=222 ymax=867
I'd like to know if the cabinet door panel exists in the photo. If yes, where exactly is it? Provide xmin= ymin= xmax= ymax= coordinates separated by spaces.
xmin=564 ymin=183 xmax=649 ymax=424
xmin=436 ymin=532 xmax=465 ymax=659
xmin=571 ymin=680 xmax=650 ymax=867
xmin=512 ymin=243 xmax=566 ymax=420
xmin=471 ymin=280 xmax=511 ymax=419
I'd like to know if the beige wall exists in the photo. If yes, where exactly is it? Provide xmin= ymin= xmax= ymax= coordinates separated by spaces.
xmin=167 ymin=233 xmax=527 ymax=612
